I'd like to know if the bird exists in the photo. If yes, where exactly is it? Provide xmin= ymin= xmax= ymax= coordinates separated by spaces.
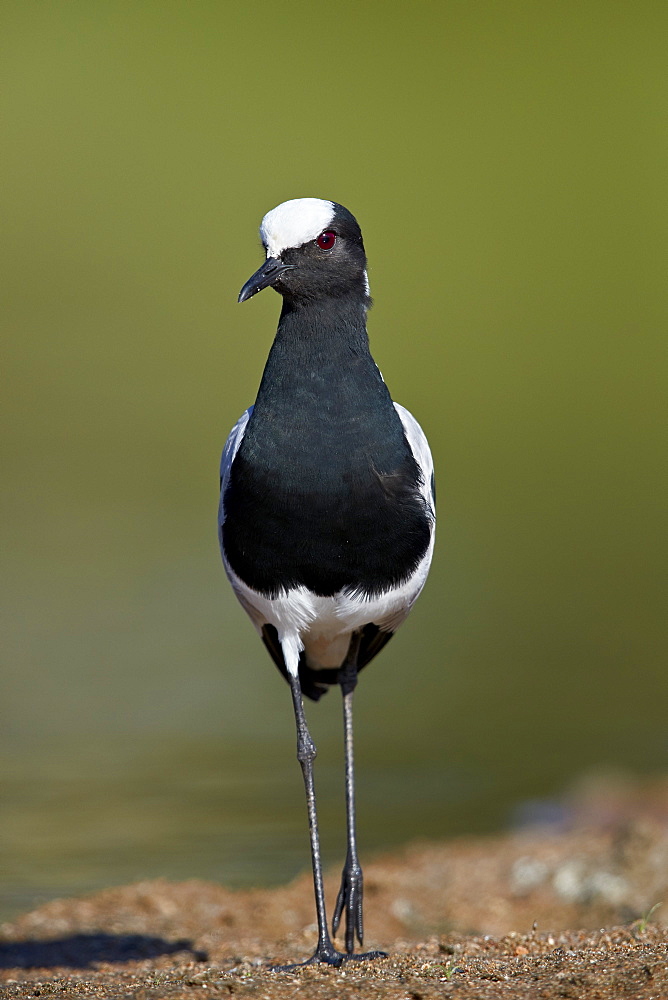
xmin=218 ymin=198 xmax=435 ymax=968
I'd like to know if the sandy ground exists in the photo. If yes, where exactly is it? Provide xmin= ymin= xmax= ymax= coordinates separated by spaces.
xmin=2 ymin=778 xmax=667 ymax=999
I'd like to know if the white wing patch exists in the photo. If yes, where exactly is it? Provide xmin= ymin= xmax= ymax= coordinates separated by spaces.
xmin=219 ymin=406 xmax=252 ymax=525
xmin=393 ymin=402 xmax=435 ymax=512
xmin=260 ymin=198 xmax=335 ymax=258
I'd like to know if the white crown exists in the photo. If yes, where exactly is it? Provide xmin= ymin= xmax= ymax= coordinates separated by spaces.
xmin=260 ymin=198 xmax=335 ymax=258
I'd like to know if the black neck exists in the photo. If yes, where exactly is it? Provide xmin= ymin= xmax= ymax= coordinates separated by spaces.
xmin=249 ymin=292 xmax=381 ymax=432
xmin=275 ymin=290 xmax=370 ymax=351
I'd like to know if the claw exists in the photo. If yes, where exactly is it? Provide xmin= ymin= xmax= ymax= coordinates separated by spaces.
xmin=271 ymin=944 xmax=386 ymax=971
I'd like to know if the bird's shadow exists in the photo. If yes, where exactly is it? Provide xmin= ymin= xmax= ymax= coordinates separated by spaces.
xmin=0 ymin=933 xmax=207 ymax=970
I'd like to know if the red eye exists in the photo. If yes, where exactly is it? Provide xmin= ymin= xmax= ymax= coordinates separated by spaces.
xmin=316 ymin=230 xmax=337 ymax=251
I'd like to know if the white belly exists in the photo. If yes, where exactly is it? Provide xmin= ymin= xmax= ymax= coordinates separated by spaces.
xmin=226 ymin=535 xmax=434 ymax=676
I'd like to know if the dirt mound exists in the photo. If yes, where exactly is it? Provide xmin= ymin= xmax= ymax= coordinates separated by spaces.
xmin=1 ymin=815 xmax=666 ymax=999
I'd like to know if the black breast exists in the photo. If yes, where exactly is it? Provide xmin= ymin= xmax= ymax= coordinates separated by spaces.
xmin=221 ymin=303 xmax=432 ymax=599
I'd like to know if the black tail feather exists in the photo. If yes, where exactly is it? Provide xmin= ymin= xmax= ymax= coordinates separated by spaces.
xmin=260 ymin=623 xmax=393 ymax=701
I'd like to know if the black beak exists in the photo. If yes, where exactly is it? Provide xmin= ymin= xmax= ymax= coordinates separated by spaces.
xmin=238 ymin=257 xmax=295 ymax=303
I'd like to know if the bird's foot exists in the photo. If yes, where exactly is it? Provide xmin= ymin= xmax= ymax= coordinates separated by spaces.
xmin=270 ymin=939 xmax=386 ymax=971
xmin=270 ymin=940 xmax=344 ymax=971
xmin=332 ymin=856 xmax=367 ymax=954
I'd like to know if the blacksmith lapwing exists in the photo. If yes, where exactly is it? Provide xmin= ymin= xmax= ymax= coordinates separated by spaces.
xmin=218 ymin=198 xmax=435 ymax=967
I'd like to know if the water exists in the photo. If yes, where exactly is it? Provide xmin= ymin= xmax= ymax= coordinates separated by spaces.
xmin=2 ymin=1 xmax=667 ymax=922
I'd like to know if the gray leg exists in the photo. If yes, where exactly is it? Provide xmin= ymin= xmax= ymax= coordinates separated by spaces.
xmin=273 ymin=672 xmax=343 ymax=968
xmin=332 ymin=638 xmax=387 ymax=959
xmin=332 ymin=683 xmax=364 ymax=952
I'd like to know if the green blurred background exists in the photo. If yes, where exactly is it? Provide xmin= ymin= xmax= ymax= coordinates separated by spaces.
xmin=2 ymin=1 xmax=666 ymax=921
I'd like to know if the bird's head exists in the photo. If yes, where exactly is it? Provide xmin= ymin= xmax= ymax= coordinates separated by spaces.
xmin=238 ymin=198 xmax=369 ymax=306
